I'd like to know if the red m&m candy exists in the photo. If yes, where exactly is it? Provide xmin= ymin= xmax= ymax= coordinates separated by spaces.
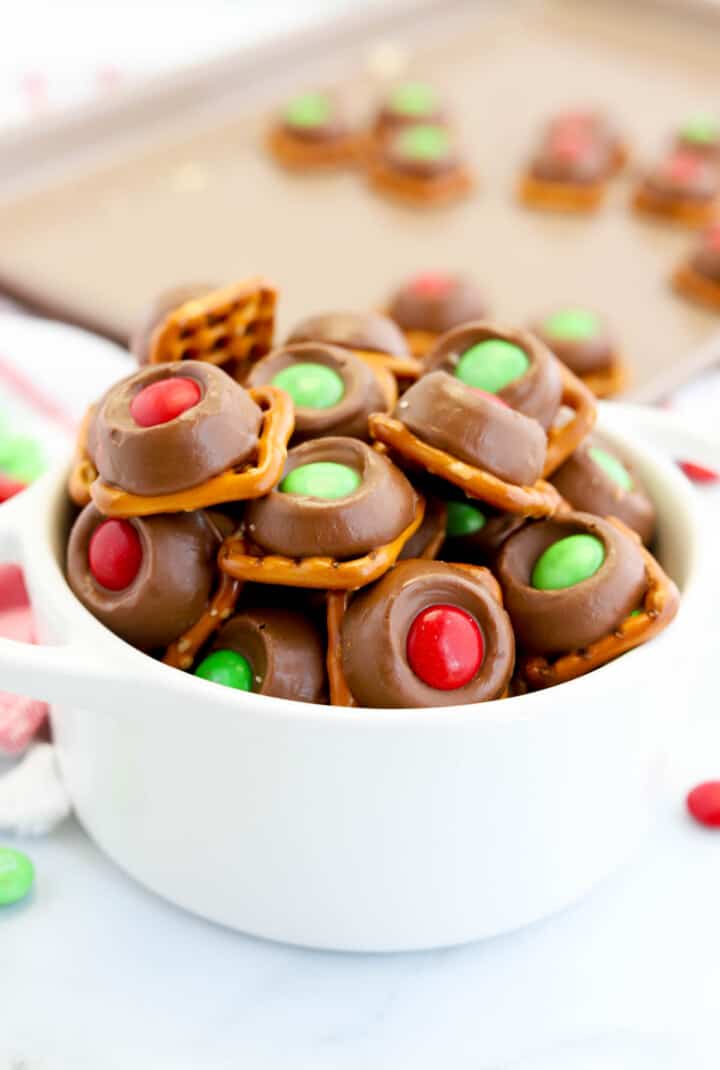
xmin=406 ymin=604 xmax=483 ymax=690
xmin=89 ymin=519 xmax=143 ymax=591
xmin=687 ymin=781 xmax=720 ymax=828
xmin=410 ymin=272 xmax=454 ymax=298
xmin=130 ymin=377 xmax=201 ymax=428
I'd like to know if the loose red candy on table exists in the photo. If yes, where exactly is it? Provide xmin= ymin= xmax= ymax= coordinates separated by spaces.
xmin=0 ymin=473 xmax=27 ymax=503
xmin=678 ymin=460 xmax=719 ymax=485
xmin=89 ymin=519 xmax=143 ymax=591
xmin=406 ymin=604 xmax=484 ymax=691
xmin=129 ymin=377 xmax=201 ymax=428
xmin=687 ymin=782 xmax=720 ymax=828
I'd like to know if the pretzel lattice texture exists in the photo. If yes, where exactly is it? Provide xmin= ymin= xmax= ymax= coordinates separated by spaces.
xmin=148 ymin=279 xmax=277 ymax=373
xmin=90 ymin=386 xmax=294 ymax=517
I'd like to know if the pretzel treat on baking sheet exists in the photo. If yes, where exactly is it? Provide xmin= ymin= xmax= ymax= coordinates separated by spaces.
xmin=91 ymin=383 xmax=294 ymax=517
xmin=148 ymin=278 xmax=277 ymax=376
xmin=531 ymin=307 xmax=628 ymax=400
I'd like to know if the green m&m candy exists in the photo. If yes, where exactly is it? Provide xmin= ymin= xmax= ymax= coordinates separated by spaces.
xmin=542 ymin=308 xmax=600 ymax=342
xmin=280 ymin=461 xmax=360 ymax=500
xmin=589 ymin=446 xmax=633 ymax=491
xmin=397 ymin=124 xmax=451 ymax=163
xmin=531 ymin=533 xmax=605 ymax=590
xmin=195 ymin=650 xmax=253 ymax=691
xmin=446 ymin=500 xmax=487 ymax=538
xmin=0 ymin=433 xmax=45 ymax=482
xmin=391 ymin=82 xmax=438 ymax=118
xmin=680 ymin=113 xmax=719 ymax=147
xmin=272 ymin=363 xmax=344 ymax=410
xmin=0 ymin=846 xmax=34 ymax=906
xmin=284 ymin=92 xmax=331 ymax=129
xmin=455 ymin=339 xmax=529 ymax=393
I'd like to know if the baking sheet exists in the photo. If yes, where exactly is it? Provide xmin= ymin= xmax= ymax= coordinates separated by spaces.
xmin=0 ymin=0 xmax=719 ymax=399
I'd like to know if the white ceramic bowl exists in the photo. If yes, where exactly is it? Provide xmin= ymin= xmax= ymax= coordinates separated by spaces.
xmin=0 ymin=404 xmax=715 ymax=951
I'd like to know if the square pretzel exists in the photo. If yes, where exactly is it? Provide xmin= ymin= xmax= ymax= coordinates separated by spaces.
xmin=90 ymin=385 xmax=294 ymax=517
xmin=542 ymin=360 xmax=598 ymax=477
xmin=368 ymin=413 xmax=563 ymax=518
xmin=148 ymin=279 xmax=277 ymax=375
xmin=218 ymin=499 xmax=425 ymax=591
xmin=521 ymin=519 xmax=680 ymax=690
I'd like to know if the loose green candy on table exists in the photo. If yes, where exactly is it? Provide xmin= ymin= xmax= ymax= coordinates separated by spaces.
xmin=0 ymin=846 xmax=34 ymax=906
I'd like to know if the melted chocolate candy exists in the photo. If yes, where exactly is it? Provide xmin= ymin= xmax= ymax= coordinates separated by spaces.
xmin=130 ymin=283 xmax=215 ymax=365
xmin=245 ymin=342 xmax=387 ymax=442
xmin=286 ymin=311 xmax=410 ymax=357
xmin=497 ymin=511 xmax=647 ymax=655
xmin=387 ymin=274 xmax=489 ymax=336
xmin=92 ymin=361 xmax=262 ymax=496
xmin=396 ymin=371 xmax=547 ymax=485
xmin=551 ymin=440 xmax=656 ymax=544
xmin=532 ymin=308 xmax=615 ymax=376
xmin=424 ymin=322 xmax=562 ymax=430
xmin=209 ymin=607 xmax=326 ymax=703
xmin=244 ymin=436 xmax=418 ymax=559
xmin=341 ymin=560 xmax=515 ymax=707
xmin=67 ymin=504 xmax=221 ymax=651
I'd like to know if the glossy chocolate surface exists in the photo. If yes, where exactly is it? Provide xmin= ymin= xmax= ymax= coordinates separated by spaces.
xmin=67 ymin=504 xmax=220 ymax=651
xmin=529 ymin=132 xmax=612 ymax=183
xmin=497 ymin=511 xmax=647 ymax=655
xmin=387 ymin=274 xmax=489 ymax=335
xmin=643 ymin=153 xmax=719 ymax=201
xmin=442 ymin=502 xmax=526 ymax=562
xmin=532 ymin=310 xmax=615 ymax=375
xmin=279 ymin=92 xmax=349 ymax=144
xmin=341 ymin=560 xmax=515 ymax=707
xmin=372 ymin=84 xmax=446 ymax=139
xmin=286 ymin=311 xmax=410 ymax=357
xmin=93 ymin=361 xmax=262 ymax=496
xmin=212 ymin=608 xmax=326 ymax=703
xmin=395 ymin=371 xmax=547 ymax=485
xmin=550 ymin=440 xmax=656 ymax=544
xmin=244 ymin=436 xmax=418 ymax=559
xmin=131 ymin=283 xmax=215 ymax=364
xmin=424 ymin=321 xmax=563 ymax=430
xmin=245 ymin=342 xmax=386 ymax=442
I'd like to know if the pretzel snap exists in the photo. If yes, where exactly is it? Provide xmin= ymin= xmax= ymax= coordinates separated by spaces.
xmin=91 ymin=385 xmax=294 ymax=518
xmin=163 ymin=572 xmax=243 ymax=671
xmin=326 ymin=591 xmax=356 ymax=707
xmin=579 ymin=360 xmax=628 ymax=400
xmin=542 ymin=361 xmax=597 ymax=477
xmin=148 ymin=278 xmax=277 ymax=374
xmin=368 ymin=413 xmax=563 ymax=518
xmin=521 ymin=519 xmax=680 ymax=690
xmin=354 ymin=348 xmax=422 ymax=386
xmin=218 ymin=497 xmax=425 ymax=590
xmin=68 ymin=405 xmax=98 ymax=507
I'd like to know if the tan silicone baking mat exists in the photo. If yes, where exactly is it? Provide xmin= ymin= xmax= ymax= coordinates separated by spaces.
xmin=0 ymin=0 xmax=719 ymax=399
